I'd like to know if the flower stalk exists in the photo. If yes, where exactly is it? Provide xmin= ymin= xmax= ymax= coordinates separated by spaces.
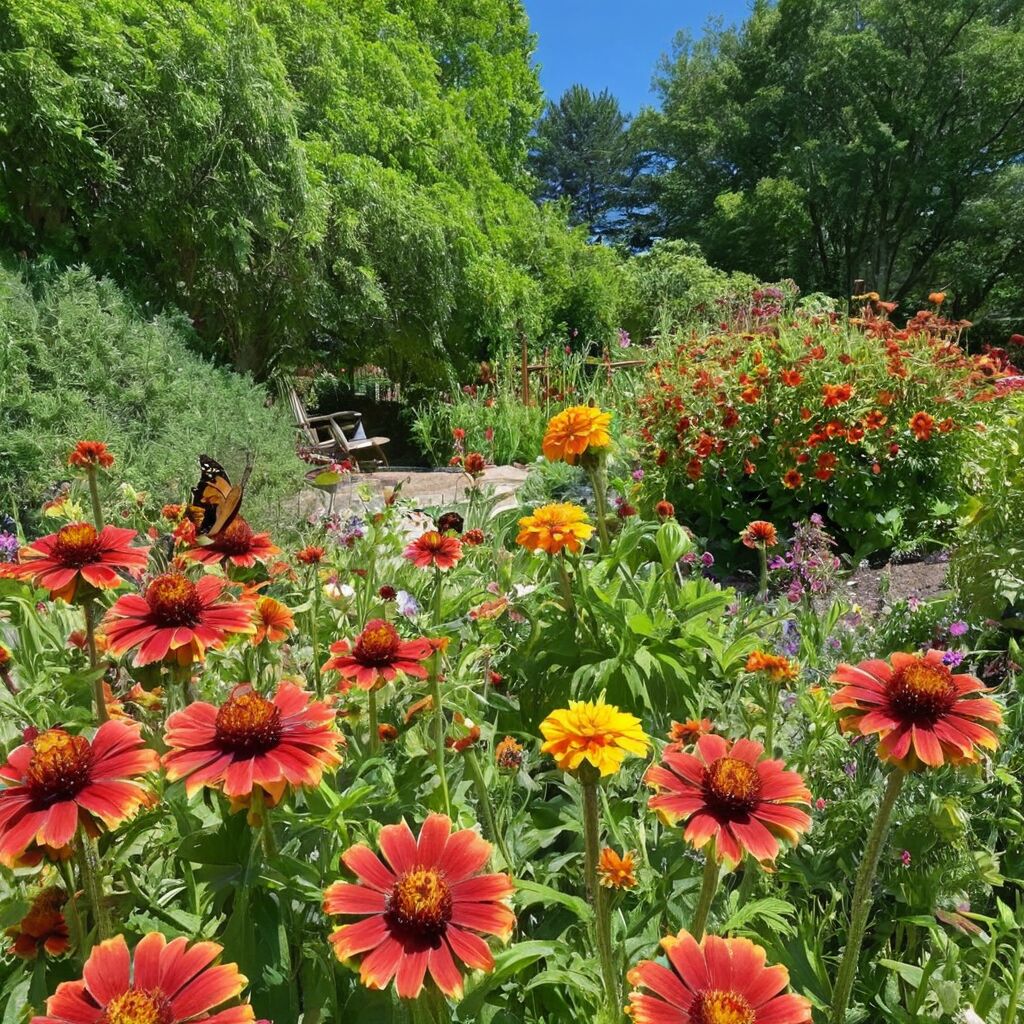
xmin=690 ymin=851 xmax=720 ymax=941
xmin=757 ymin=543 xmax=769 ymax=601
xmin=77 ymin=836 xmax=112 ymax=941
xmin=82 ymin=596 xmax=109 ymax=724
xmin=463 ymin=746 xmax=513 ymax=872
xmin=367 ymin=688 xmax=380 ymax=756
xmin=85 ymin=467 xmax=105 ymax=531
xmin=431 ymin=567 xmax=451 ymax=816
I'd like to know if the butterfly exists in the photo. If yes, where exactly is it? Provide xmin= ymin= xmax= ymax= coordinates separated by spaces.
xmin=185 ymin=455 xmax=252 ymax=537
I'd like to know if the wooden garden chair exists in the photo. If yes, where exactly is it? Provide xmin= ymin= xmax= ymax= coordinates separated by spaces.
xmin=285 ymin=385 xmax=390 ymax=468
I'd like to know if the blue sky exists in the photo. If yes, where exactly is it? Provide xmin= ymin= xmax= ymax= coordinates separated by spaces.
xmin=523 ymin=1 xmax=753 ymax=113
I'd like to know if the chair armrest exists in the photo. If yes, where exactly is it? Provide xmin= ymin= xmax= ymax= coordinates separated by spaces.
xmin=306 ymin=411 xmax=362 ymax=425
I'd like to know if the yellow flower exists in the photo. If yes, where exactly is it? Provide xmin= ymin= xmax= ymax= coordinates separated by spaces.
xmin=542 ymin=405 xmax=612 ymax=464
xmin=540 ymin=699 xmax=649 ymax=776
xmin=516 ymin=503 xmax=593 ymax=555
xmin=598 ymin=847 xmax=638 ymax=889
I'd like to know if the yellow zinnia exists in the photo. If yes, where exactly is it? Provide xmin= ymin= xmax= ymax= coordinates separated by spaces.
xmin=540 ymin=699 xmax=650 ymax=776
xmin=516 ymin=503 xmax=593 ymax=555
xmin=542 ymin=405 xmax=612 ymax=464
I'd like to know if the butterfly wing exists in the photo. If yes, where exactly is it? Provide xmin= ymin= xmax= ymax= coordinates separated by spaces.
xmin=186 ymin=455 xmax=234 ymax=535
xmin=206 ymin=456 xmax=252 ymax=537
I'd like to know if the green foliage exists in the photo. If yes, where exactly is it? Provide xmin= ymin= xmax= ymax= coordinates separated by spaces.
xmin=0 ymin=260 xmax=304 ymax=533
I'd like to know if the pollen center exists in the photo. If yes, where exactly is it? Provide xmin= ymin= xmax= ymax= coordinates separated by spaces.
xmin=691 ymin=989 xmax=755 ymax=1024
xmin=387 ymin=868 xmax=453 ymax=934
xmin=215 ymin=692 xmax=283 ymax=754
xmin=704 ymin=757 xmax=762 ymax=813
xmin=145 ymin=573 xmax=203 ymax=627
xmin=25 ymin=730 xmax=93 ymax=805
xmin=100 ymin=988 xmax=173 ymax=1024
xmin=213 ymin=518 xmax=254 ymax=555
xmin=354 ymin=620 xmax=401 ymax=665
xmin=51 ymin=523 xmax=102 ymax=566
xmin=888 ymin=659 xmax=957 ymax=724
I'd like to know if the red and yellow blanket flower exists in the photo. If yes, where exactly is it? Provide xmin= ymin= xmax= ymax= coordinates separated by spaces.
xmin=183 ymin=518 xmax=280 ymax=569
xmin=251 ymin=596 xmax=294 ymax=645
xmin=30 ymin=932 xmax=254 ymax=1024
xmin=324 ymin=813 xmax=514 ymax=1000
xmin=403 ymin=531 xmax=463 ymax=570
xmin=516 ymin=503 xmax=593 ymax=556
xmin=598 ymin=847 xmax=638 ymax=889
xmin=645 ymin=734 xmax=811 ymax=868
xmin=6 ymin=886 xmax=69 ymax=959
xmin=667 ymin=719 xmax=714 ymax=748
xmin=103 ymin=573 xmax=255 ymax=667
xmin=739 ymin=521 xmax=778 ymax=549
xmin=542 ymin=405 xmax=612 ymax=464
xmin=540 ymin=699 xmax=649 ymax=777
xmin=0 ymin=523 xmax=150 ymax=602
xmin=323 ymin=620 xmax=433 ymax=692
xmin=163 ymin=682 xmax=342 ymax=808
xmin=0 ymin=721 xmax=157 ymax=868
xmin=67 ymin=441 xmax=115 ymax=470
xmin=626 ymin=930 xmax=811 ymax=1024
xmin=831 ymin=649 xmax=1001 ymax=769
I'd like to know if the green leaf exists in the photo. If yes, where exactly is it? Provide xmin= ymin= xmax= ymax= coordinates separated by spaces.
xmin=513 ymin=880 xmax=594 ymax=922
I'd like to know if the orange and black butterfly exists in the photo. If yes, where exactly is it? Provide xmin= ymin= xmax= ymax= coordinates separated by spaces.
xmin=185 ymin=455 xmax=252 ymax=537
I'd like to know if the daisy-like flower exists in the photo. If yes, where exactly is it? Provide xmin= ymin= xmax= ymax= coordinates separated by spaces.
xmin=540 ymin=699 xmax=649 ymax=777
xmin=0 ymin=524 xmax=150 ymax=602
xmin=251 ymin=596 xmax=294 ymax=645
xmin=668 ymin=719 xmax=714 ymax=748
xmin=655 ymin=500 xmax=675 ymax=519
xmin=103 ymin=573 xmax=255 ymax=667
xmin=831 ymin=650 xmax=1001 ymax=769
xmin=781 ymin=469 xmax=803 ymax=490
xmin=739 ymin=521 xmax=778 ymax=549
xmin=162 ymin=682 xmax=343 ymax=808
xmin=324 ymin=813 xmax=515 ymax=999
xmin=31 ymin=932 xmax=254 ymax=1024
xmin=542 ymin=405 xmax=612 ymax=465
xmin=0 ymin=722 xmax=157 ymax=868
xmin=598 ymin=848 xmax=638 ymax=889
xmin=6 ymin=887 xmax=69 ymax=959
xmin=745 ymin=651 xmax=799 ymax=682
xmin=909 ymin=411 xmax=935 ymax=441
xmin=184 ymin=518 xmax=280 ymax=569
xmin=67 ymin=441 xmax=115 ymax=470
xmin=403 ymin=531 xmax=463 ymax=571
xmin=323 ymin=620 xmax=433 ymax=692
xmin=645 ymin=734 xmax=811 ymax=868
xmin=626 ymin=930 xmax=811 ymax=1024
xmin=295 ymin=545 xmax=326 ymax=566
xmin=516 ymin=503 xmax=593 ymax=556
xmin=495 ymin=736 xmax=525 ymax=771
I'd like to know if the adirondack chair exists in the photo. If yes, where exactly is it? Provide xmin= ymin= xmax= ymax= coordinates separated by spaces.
xmin=286 ymin=385 xmax=390 ymax=467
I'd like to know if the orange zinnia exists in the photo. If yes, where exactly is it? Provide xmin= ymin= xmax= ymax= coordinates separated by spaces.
xmin=403 ymin=530 xmax=463 ymax=570
xmin=822 ymin=383 xmax=854 ymax=408
xmin=668 ymin=719 xmax=714 ymax=748
xmin=184 ymin=518 xmax=280 ymax=569
xmin=740 ymin=521 xmax=777 ymax=549
xmin=324 ymin=814 xmax=515 ymax=999
xmin=323 ymin=620 xmax=432 ymax=692
xmin=251 ymin=596 xmax=294 ymax=645
xmin=0 ymin=722 xmax=157 ymax=868
xmin=831 ymin=650 xmax=1001 ymax=769
xmin=598 ymin=847 xmax=638 ymax=889
xmin=746 ymin=650 xmax=799 ymax=682
xmin=909 ymin=411 xmax=935 ymax=440
xmin=0 ymin=524 xmax=150 ymax=602
xmin=516 ymin=502 xmax=593 ymax=556
xmin=542 ymin=405 xmax=612 ymax=464
xmin=645 ymin=734 xmax=811 ymax=867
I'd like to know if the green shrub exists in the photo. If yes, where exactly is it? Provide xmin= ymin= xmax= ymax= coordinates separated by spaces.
xmin=0 ymin=261 xmax=305 ymax=535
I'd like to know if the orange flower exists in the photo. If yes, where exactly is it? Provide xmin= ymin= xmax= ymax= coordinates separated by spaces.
xmin=184 ymin=517 xmax=280 ymax=568
xmin=831 ymin=650 xmax=1001 ymax=769
xmin=0 ymin=523 xmax=150 ymax=602
xmin=645 ymin=734 xmax=811 ymax=867
xmin=815 ymin=451 xmax=838 ymax=481
xmin=6 ymin=887 xmax=69 ymax=959
xmin=779 ymin=369 xmax=803 ymax=387
xmin=542 ymin=404 xmax=612 ymax=464
xmin=0 ymin=722 xmax=157 ymax=867
xmin=516 ymin=503 xmax=593 ymax=556
xmin=746 ymin=650 xmax=799 ymax=682
xmin=782 ymin=469 xmax=803 ymax=489
xmin=462 ymin=452 xmax=487 ymax=476
xmin=540 ymin=699 xmax=649 ymax=777
xmin=740 ymin=521 xmax=777 ymax=549
xmin=163 ymin=681 xmax=343 ymax=807
xmin=252 ymin=595 xmax=294 ymax=645
xmin=324 ymin=814 xmax=515 ymax=999
xmin=323 ymin=620 xmax=432 ymax=692
xmin=103 ymin=573 xmax=255 ymax=666
xmin=295 ymin=545 xmax=326 ymax=565
xmin=377 ymin=723 xmax=399 ymax=742
xmin=403 ymin=530 xmax=463 ymax=570
xmin=32 ymin=933 xmax=253 ymax=1024
xmin=461 ymin=528 xmax=485 ymax=546
xmin=822 ymin=382 xmax=854 ymax=408
xmin=929 ymin=291 xmax=946 ymax=305
xmin=495 ymin=736 xmax=525 ymax=771
xmin=655 ymin=500 xmax=675 ymax=519
xmin=668 ymin=719 xmax=714 ymax=747
xmin=598 ymin=847 xmax=638 ymax=889
xmin=161 ymin=504 xmax=184 ymax=522
xmin=67 ymin=441 xmax=114 ymax=469
xmin=909 ymin=411 xmax=935 ymax=440
xmin=739 ymin=386 xmax=761 ymax=404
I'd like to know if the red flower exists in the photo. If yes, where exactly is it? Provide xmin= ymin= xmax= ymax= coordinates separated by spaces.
xmin=163 ymin=682 xmax=343 ymax=807
xmin=831 ymin=650 xmax=1001 ymax=769
xmin=251 ymin=596 xmax=294 ymax=645
xmin=461 ymin=528 xmax=485 ymax=547
xmin=324 ymin=814 xmax=515 ymax=999
xmin=814 ymin=452 xmax=837 ymax=481
xmin=645 ymin=734 xmax=811 ymax=867
xmin=822 ymin=383 xmax=854 ymax=408
xmin=781 ymin=469 xmax=803 ymax=490
xmin=462 ymin=452 xmax=487 ymax=476
xmin=184 ymin=518 xmax=280 ymax=569
xmin=740 ymin=521 xmax=777 ymax=549
xmin=655 ymin=500 xmax=675 ymax=519
xmin=6 ymin=887 xmax=69 ymax=959
xmin=403 ymin=531 xmax=462 ymax=571
xmin=378 ymin=724 xmax=399 ymax=743
xmin=667 ymin=719 xmax=714 ymax=747
xmin=31 ymin=932 xmax=254 ymax=1024
xmin=626 ymin=931 xmax=811 ymax=1024
xmin=779 ymin=369 xmax=803 ymax=387
xmin=0 ymin=524 xmax=150 ymax=602
xmin=67 ymin=441 xmax=114 ymax=470
xmin=323 ymin=620 xmax=432 ymax=692
xmin=103 ymin=573 xmax=255 ymax=667
xmin=909 ymin=411 xmax=935 ymax=440
xmin=295 ymin=545 xmax=326 ymax=565
xmin=0 ymin=722 xmax=157 ymax=868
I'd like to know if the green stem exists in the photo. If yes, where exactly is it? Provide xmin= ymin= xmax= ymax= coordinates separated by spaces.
xmin=690 ymin=852 xmax=721 ymax=940
xmin=86 ymin=468 xmax=104 ymax=530
xmin=77 ymin=836 xmax=112 ymax=941
xmin=556 ymin=551 xmax=576 ymax=617
xmin=430 ymin=671 xmax=451 ymax=817
xmin=1003 ymin=941 xmax=1022 ymax=1024
xmin=830 ymin=769 xmax=906 ymax=1024
xmin=735 ymin=856 xmax=758 ymax=907
xmin=310 ymin=576 xmax=323 ymax=699
xmin=757 ymin=544 xmax=768 ymax=602
xmin=368 ymin=688 xmax=380 ymax=755
xmin=581 ymin=766 xmax=619 ymax=1015
xmin=83 ymin=598 xmax=109 ymax=723
xmin=463 ymin=747 xmax=513 ymax=871
xmin=763 ymin=681 xmax=780 ymax=756
xmin=57 ymin=859 xmax=86 ymax=962
xmin=585 ymin=464 xmax=610 ymax=553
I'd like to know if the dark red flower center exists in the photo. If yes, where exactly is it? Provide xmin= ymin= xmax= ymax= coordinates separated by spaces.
xmin=387 ymin=868 xmax=453 ymax=935
xmin=212 ymin=518 xmax=255 ymax=556
xmin=145 ymin=573 xmax=204 ymax=626
xmin=215 ymin=692 xmax=283 ymax=754
xmin=50 ymin=523 xmax=102 ymax=567
xmin=100 ymin=988 xmax=173 ymax=1024
xmin=691 ymin=989 xmax=755 ymax=1024
xmin=703 ymin=757 xmax=762 ymax=814
xmin=25 ymin=730 xmax=93 ymax=805
xmin=353 ymin=620 xmax=401 ymax=666
xmin=887 ymin=659 xmax=957 ymax=724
